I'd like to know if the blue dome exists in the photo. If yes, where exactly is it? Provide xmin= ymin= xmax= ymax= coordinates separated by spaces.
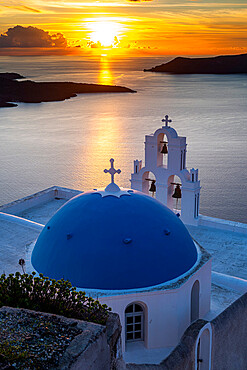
xmin=31 ymin=190 xmax=197 ymax=290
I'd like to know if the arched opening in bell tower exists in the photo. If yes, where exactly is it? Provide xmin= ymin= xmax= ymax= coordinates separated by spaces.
xmin=157 ymin=133 xmax=168 ymax=168
xmin=142 ymin=171 xmax=156 ymax=198
xmin=167 ymin=175 xmax=182 ymax=212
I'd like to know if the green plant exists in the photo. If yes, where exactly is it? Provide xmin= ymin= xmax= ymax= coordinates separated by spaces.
xmin=0 ymin=272 xmax=110 ymax=325
xmin=0 ymin=340 xmax=29 ymax=363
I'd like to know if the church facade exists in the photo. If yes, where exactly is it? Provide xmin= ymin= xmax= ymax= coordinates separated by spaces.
xmin=31 ymin=117 xmax=212 ymax=356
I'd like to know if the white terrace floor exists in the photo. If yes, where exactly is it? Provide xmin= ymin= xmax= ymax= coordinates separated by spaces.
xmin=0 ymin=197 xmax=67 ymax=276
xmin=0 ymin=188 xmax=247 ymax=364
xmin=1 ymin=192 xmax=246 ymax=280
xmin=187 ymin=225 xmax=247 ymax=280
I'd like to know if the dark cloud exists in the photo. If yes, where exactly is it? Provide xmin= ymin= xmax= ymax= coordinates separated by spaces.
xmin=0 ymin=25 xmax=67 ymax=48
xmin=87 ymin=40 xmax=102 ymax=48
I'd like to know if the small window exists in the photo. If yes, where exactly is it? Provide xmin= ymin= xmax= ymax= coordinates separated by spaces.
xmin=134 ymin=304 xmax=143 ymax=312
xmin=125 ymin=305 xmax=134 ymax=313
xmin=125 ymin=303 xmax=144 ymax=342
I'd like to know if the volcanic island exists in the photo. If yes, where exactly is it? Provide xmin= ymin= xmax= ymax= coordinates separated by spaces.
xmin=0 ymin=73 xmax=136 ymax=108
xmin=144 ymin=53 xmax=247 ymax=74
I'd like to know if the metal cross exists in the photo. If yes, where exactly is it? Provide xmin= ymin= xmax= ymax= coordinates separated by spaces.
xmin=104 ymin=158 xmax=121 ymax=184
xmin=162 ymin=115 xmax=172 ymax=127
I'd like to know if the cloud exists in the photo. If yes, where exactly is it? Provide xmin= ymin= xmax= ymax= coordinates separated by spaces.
xmin=87 ymin=40 xmax=102 ymax=48
xmin=2 ymin=5 xmax=41 ymax=13
xmin=86 ymin=36 xmax=119 ymax=49
xmin=0 ymin=1 xmax=41 ymax=13
xmin=0 ymin=25 xmax=67 ymax=48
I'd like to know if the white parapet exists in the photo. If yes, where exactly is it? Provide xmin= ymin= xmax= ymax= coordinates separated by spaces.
xmin=0 ymin=212 xmax=44 ymax=231
xmin=212 ymin=271 xmax=247 ymax=295
xmin=199 ymin=214 xmax=247 ymax=234
xmin=0 ymin=186 xmax=82 ymax=215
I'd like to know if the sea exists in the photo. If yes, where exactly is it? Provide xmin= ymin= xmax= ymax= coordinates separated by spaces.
xmin=0 ymin=55 xmax=247 ymax=223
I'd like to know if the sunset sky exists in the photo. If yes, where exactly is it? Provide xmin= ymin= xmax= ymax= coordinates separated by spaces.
xmin=0 ymin=0 xmax=246 ymax=56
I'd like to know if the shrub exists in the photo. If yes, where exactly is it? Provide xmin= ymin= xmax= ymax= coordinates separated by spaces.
xmin=0 ymin=272 xmax=110 ymax=325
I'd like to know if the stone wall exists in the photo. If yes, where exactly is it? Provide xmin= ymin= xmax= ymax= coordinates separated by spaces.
xmin=211 ymin=292 xmax=247 ymax=370
xmin=0 ymin=307 xmax=122 ymax=370
xmin=59 ymin=311 xmax=123 ymax=370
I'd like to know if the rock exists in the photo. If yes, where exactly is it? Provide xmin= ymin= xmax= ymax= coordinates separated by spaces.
xmin=0 ymin=73 xmax=24 ymax=80
xmin=144 ymin=53 xmax=247 ymax=74
xmin=0 ymin=73 xmax=136 ymax=109
xmin=0 ymin=100 xmax=17 ymax=108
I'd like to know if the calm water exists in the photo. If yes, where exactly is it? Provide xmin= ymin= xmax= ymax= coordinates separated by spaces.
xmin=0 ymin=56 xmax=247 ymax=223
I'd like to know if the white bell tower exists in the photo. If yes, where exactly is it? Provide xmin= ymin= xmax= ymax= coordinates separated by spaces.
xmin=130 ymin=115 xmax=201 ymax=225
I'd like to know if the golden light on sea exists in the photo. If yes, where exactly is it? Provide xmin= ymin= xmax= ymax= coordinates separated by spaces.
xmin=73 ymin=113 xmax=123 ymax=191
xmin=98 ymin=58 xmax=113 ymax=85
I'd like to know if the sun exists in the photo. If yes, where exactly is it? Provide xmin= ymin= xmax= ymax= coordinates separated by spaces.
xmin=89 ymin=20 xmax=121 ymax=48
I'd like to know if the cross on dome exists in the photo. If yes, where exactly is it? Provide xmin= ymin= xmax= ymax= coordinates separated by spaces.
xmin=104 ymin=158 xmax=121 ymax=184
xmin=162 ymin=115 xmax=172 ymax=127
xmin=98 ymin=158 xmax=130 ymax=196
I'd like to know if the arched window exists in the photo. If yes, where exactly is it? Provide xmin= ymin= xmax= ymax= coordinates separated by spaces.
xmin=191 ymin=280 xmax=200 ymax=323
xmin=125 ymin=303 xmax=144 ymax=342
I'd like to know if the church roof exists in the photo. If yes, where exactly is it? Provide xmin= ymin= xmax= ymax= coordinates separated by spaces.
xmin=31 ymin=183 xmax=198 ymax=291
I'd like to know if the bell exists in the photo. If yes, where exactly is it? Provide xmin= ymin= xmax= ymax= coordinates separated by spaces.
xmin=161 ymin=143 xmax=168 ymax=154
xmin=149 ymin=180 xmax=156 ymax=193
xmin=172 ymin=184 xmax=182 ymax=199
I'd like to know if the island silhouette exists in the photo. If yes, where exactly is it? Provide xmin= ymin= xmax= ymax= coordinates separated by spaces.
xmin=0 ymin=73 xmax=136 ymax=108
xmin=144 ymin=53 xmax=247 ymax=74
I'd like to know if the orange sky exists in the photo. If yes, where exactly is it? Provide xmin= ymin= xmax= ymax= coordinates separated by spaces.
xmin=0 ymin=0 xmax=247 ymax=56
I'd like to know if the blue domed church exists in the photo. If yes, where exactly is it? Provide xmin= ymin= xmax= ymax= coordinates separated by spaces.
xmin=31 ymin=124 xmax=212 ymax=357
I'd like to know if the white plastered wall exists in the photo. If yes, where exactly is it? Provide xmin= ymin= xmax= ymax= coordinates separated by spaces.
xmin=98 ymin=259 xmax=211 ymax=353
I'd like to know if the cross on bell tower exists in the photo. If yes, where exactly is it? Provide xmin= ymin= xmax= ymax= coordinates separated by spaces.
xmin=162 ymin=115 xmax=172 ymax=127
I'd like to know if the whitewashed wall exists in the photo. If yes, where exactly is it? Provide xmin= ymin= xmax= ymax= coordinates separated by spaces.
xmin=99 ymin=259 xmax=211 ymax=352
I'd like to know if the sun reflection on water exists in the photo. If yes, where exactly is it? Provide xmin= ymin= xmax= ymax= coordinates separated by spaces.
xmin=98 ymin=58 xmax=113 ymax=85
xmin=73 ymin=114 xmax=124 ymax=191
